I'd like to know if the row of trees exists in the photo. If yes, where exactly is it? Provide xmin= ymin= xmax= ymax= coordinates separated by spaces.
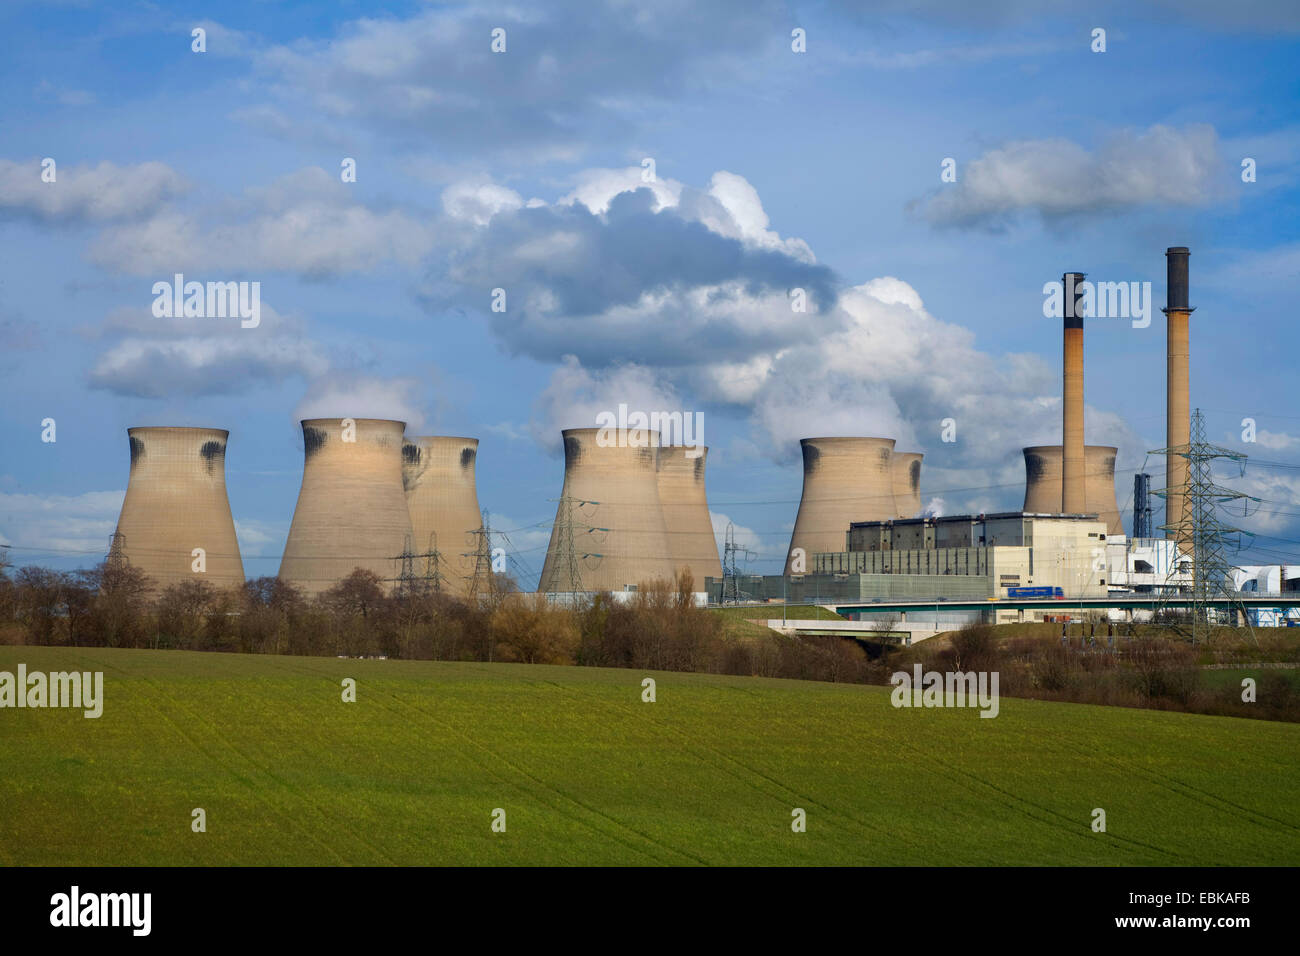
xmin=0 ymin=559 xmax=873 ymax=684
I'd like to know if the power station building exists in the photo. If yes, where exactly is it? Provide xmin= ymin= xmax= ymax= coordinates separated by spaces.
xmin=713 ymin=512 xmax=1110 ymax=620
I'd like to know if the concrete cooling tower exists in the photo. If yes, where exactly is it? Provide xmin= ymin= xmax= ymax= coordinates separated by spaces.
xmin=656 ymin=445 xmax=723 ymax=589
xmin=786 ymin=437 xmax=896 ymax=571
xmin=402 ymin=436 xmax=482 ymax=596
xmin=112 ymin=426 xmax=245 ymax=592
xmin=279 ymin=418 xmax=414 ymax=597
xmin=1022 ymin=444 xmax=1123 ymax=535
xmin=891 ymin=451 xmax=923 ymax=519
xmin=538 ymin=428 xmax=676 ymax=593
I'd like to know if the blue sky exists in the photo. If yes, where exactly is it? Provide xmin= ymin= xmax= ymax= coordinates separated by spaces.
xmin=2 ymin=0 xmax=1299 ymax=585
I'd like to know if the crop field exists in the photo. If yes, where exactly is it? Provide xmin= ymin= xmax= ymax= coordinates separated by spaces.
xmin=1 ymin=646 xmax=1297 ymax=866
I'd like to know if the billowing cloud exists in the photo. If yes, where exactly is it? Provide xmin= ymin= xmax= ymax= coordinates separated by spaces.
xmin=425 ymin=168 xmax=835 ymax=368
xmin=0 ymin=159 xmax=186 ymax=224
xmin=913 ymin=125 xmax=1225 ymax=228
xmin=292 ymin=372 xmax=430 ymax=432
xmin=530 ymin=355 xmax=684 ymax=452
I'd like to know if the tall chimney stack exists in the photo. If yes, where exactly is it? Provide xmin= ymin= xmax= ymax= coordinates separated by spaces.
xmin=1062 ymin=272 xmax=1087 ymax=513
xmin=1164 ymin=247 xmax=1193 ymax=548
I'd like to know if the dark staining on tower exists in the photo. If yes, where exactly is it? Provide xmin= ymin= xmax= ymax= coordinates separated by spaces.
xmin=199 ymin=439 xmax=225 ymax=475
xmin=802 ymin=442 xmax=821 ymax=474
xmin=401 ymin=441 xmax=422 ymax=493
xmin=460 ymin=446 xmax=476 ymax=469
xmin=303 ymin=425 xmax=328 ymax=458
xmin=908 ymin=459 xmax=921 ymax=492
xmin=129 ymin=435 xmax=146 ymax=468
xmin=693 ymin=455 xmax=705 ymax=482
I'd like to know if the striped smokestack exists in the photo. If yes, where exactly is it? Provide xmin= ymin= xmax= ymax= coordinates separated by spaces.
xmin=1062 ymin=272 xmax=1086 ymax=513
xmin=1164 ymin=247 xmax=1192 ymax=549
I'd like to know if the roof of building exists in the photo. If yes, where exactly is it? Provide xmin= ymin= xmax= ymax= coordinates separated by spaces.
xmin=849 ymin=511 xmax=1103 ymax=529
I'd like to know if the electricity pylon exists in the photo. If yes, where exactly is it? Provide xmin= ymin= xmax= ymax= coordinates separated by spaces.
xmin=1150 ymin=408 xmax=1260 ymax=643
xmin=721 ymin=522 xmax=754 ymax=605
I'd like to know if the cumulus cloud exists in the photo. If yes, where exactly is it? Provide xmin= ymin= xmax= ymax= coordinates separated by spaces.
xmin=1224 ymin=467 xmax=1300 ymax=536
xmin=293 ymin=373 xmax=430 ymax=432
xmin=90 ymin=166 xmax=435 ymax=277
xmin=0 ymin=159 xmax=186 ymax=224
xmin=441 ymin=180 xmax=526 ymax=226
xmin=1253 ymin=429 xmax=1300 ymax=451
xmin=530 ymin=356 xmax=684 ymax=452
xmin=913 ymin=125 xmax=1225 ymax=228
xmin=86 ymin=303 xmax=328 ymax=398
xmin=425 ymin=169 xmax=835 ymax=368
xmin=730 ymin=277 xmax=1147 ymax=519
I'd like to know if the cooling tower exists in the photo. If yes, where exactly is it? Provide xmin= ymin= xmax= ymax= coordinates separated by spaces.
xmin=279 ymin=418 xmax=414 ymax=597
xmin=891 ymin=451 xmax=923 ymax=519
xmin=402 ymin=436 xmax=482 ymax=596
xmin=538 ymin=428 xmax=676 ymax=593
xmin=112 ymin=426 xmax=245 ymax=592
xmin=656 ymin=445 xmax=723 ymax=589
xmin=1022 ymin=444 xmax=1123 ymax=535
xmin=1062 ymin=272 xmax=1087 ymax=514
xmin=1165 ymin=247 xmax=1192 ymax=549
xmin=786 ymin=437 xmax=896 ymax=572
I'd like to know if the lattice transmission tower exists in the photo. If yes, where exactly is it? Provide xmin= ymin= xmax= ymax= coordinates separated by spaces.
xmin=720 ymin=522 xmax=755 ymax=605
xmin=393 ymin=532 xmax=445 ymax=598
xmin=1150 ymin=408 xmax=1260 ymax=643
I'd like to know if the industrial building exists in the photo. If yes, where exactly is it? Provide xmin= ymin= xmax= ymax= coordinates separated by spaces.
xmin=279 ymin=418 xmax=415 ymax=597
xmin=1229 ymin=566 xmax=1300 ymax=626
xmin=402 ymin=435 xmax=483 ymax=597
xmin=111 ymin=426 xmax=245 ymax=592
xmin=713 ymin=512 xmax=1109 ymax=621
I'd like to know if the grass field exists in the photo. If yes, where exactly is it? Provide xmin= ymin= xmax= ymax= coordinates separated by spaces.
xmin=1 ymin=646 xmax=1297 ymax=866
xmin=710 ymin=604 xmax=845 ymax=622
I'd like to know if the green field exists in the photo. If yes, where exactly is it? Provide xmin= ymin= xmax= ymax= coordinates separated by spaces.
xmin=710 ymin=604 xmax=845 ymax=622
xmin=1 ymin=646 xmax=1297 ymax=865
